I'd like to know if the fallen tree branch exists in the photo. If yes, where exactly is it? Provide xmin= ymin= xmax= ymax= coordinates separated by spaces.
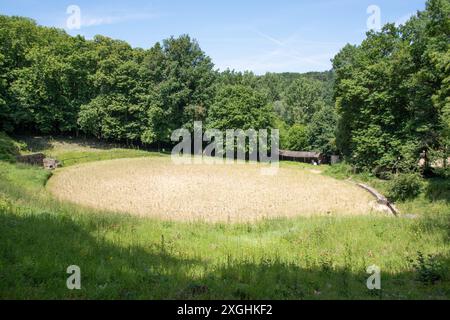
xmin=356 ymin=183 xmax=399 ymax=216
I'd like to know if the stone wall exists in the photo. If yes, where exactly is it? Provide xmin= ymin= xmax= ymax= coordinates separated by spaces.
xmin=43 ymin=158 xmax=60 ymax=170
xmin=16 ymin=153 xmax=45 ymax=166
xmin=16 ymin=153 xmax=60 ymax=170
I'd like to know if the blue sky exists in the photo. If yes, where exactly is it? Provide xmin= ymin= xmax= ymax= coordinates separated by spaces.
xmin=1 ymin=0 xmax=426 ymax=74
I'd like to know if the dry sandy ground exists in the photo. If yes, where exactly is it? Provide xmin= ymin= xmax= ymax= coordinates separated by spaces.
xmin=47 ymin=157 xmax=382 ymax=223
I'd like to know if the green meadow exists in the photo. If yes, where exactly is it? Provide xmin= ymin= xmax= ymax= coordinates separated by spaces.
xmin=0 ymin=136 xmax=448 ymax=299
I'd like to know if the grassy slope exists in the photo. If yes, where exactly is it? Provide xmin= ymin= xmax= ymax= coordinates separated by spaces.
xmin=0 ymin=137 xmax=449 ymax=299
xmin=0 ymin=132 xmax=20 ymax=162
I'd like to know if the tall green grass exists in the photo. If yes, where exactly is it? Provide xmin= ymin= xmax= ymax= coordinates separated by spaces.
xmin=0 ymin=137 xmax=449 ymax=299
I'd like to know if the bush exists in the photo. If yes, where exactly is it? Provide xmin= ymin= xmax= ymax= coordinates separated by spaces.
xmin=0 ymin=132 xmax=20 ymax=162
xmin=387 ymin=173 xmax=424 ymax=201
xmin=286 ymin=124 xmax=308 ymax=151
xmin=424 ymin=178 xmax=450 ymax=202
xmin=410 ymin=252 xmax=445 ymax=285
xmin=432 ymin=167 xmax=450 ymax=179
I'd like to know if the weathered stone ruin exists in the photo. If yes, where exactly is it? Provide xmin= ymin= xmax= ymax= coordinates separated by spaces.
xmin=16 ymin=153 xmax=60 ymax=170
xmin=43 ymin=158 xmax=60 ymax=170
xmin=16 ymin=153 xmax=45 ymax=166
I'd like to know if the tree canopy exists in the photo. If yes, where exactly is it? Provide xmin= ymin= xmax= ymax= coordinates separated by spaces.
xmin=0 ymin=0 xmax=448 ymax=174
xmin=333 ymin=0 xmax=449 ymax=172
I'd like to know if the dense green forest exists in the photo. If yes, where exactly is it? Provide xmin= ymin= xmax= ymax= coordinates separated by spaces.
xmin=0 ymin=0 xmax=448 ymax=175
xmin=334 ymin=0 xmax=449 ymax=173
xmin=0 ymin=14 xmax=334 ymax=152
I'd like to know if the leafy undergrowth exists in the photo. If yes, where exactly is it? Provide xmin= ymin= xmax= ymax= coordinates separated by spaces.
xmin=0 ymin=132 xmax=20 ymax=162
xmin=0 ymin=139 xmax=449 ymax=299
xmin=323 ymin=162 xmax=450 ymax=217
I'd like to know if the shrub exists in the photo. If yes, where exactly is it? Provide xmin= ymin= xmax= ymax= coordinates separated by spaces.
xmin=387 ymin=173 xmax=424 ymax=201
xmin=432 ymin=167 xmax=450 ymax=179
xmin=0 ymin=132 xmax=20 ymax=162
xmin=286 ymin=124 xmax=308 ymax=151
xmin=424 ymin=177 xmax=450 ymax=202
xmin=410 ymin=252 xmax=445 ymax=285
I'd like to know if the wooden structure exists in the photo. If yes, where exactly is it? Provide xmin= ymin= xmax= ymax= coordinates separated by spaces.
xmin=279 ymin=150 xmax=324 ymax=164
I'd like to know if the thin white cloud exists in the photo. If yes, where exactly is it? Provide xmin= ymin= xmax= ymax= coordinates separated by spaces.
xmin=359 ymin=12 xmax=417 ymax=32
xmin=395 ymin=12 xmax=416 ymax=27
xmin=218 ymin=30 xmax=343 ymax=74
xmin=254 ymin=30 xmax=285 ymax=46
xmin=216 ymin=48 xmax=339 ymax=75
xmin=254 ymin=30 xmax=344 ymax=47
xmin=81 ymin=13 xmax=157 ymax=27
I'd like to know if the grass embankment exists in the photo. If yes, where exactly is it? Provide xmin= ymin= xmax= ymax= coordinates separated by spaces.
xmin=0 ymin=132 xmax=20 ymax=162
xmin=0 ymin=136 xmax=449 ymax=299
